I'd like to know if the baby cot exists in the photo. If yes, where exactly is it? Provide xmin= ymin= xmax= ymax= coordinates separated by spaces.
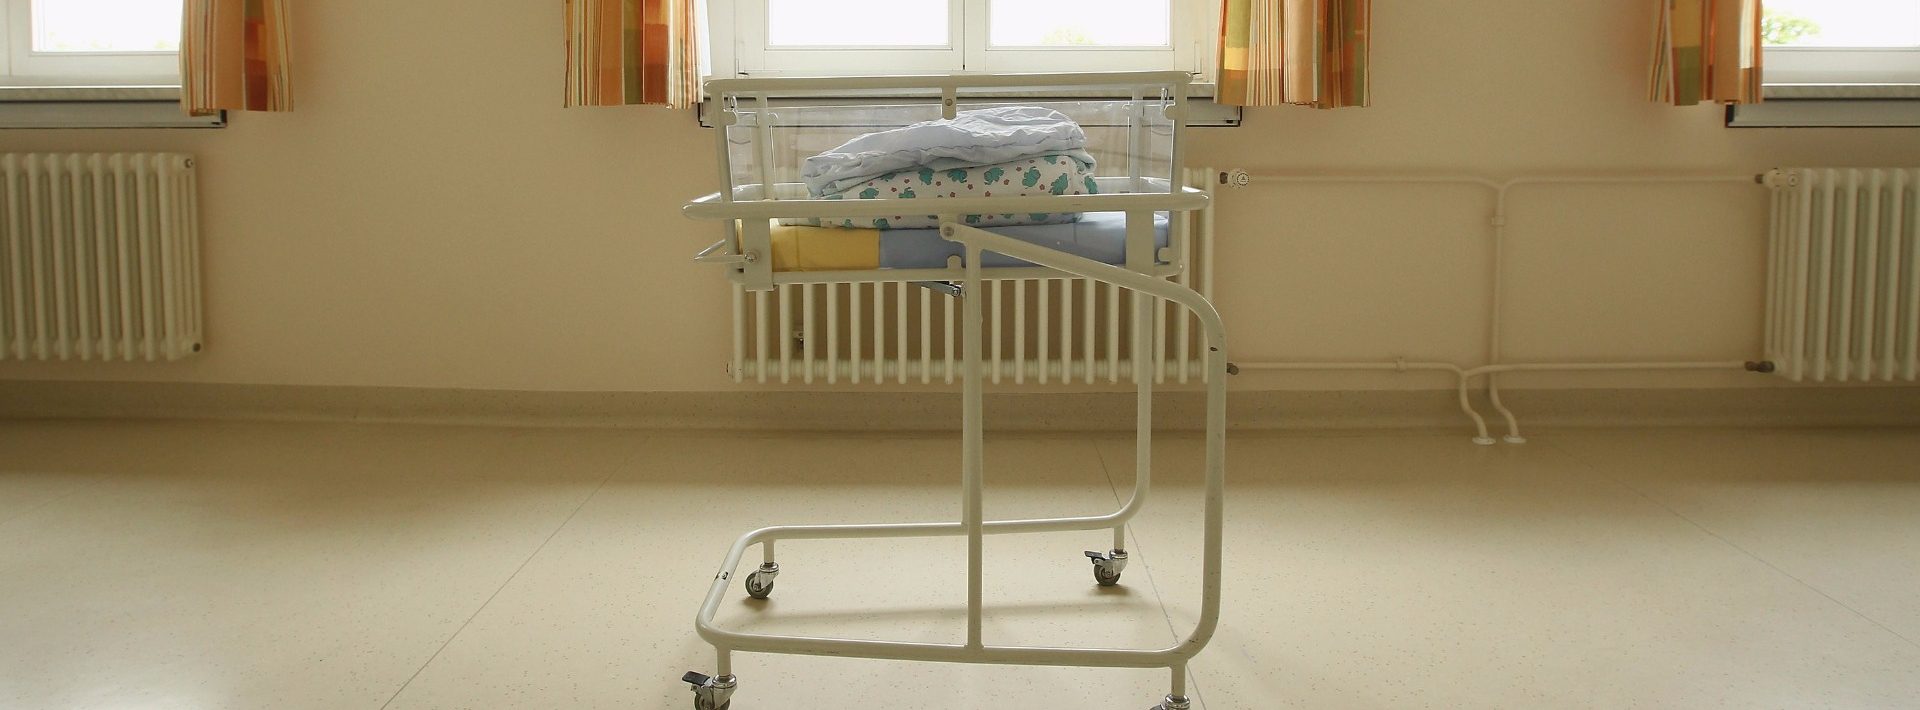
xmin=679 ymin=71 xmax=1226 ymax=710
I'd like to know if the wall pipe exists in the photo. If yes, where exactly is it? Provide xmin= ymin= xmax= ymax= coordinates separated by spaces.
xmin=1231 ymin=361 xmax=1494 ymax=444
xmin=1222 ymin=171 xmax=1768 ymax=444
xmin=1484 ymin=175 xmax=1758 ymax=442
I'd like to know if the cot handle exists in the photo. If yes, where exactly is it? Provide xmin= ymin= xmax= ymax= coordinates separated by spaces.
xmin=693 ymin=238 xmax=756 ymax=265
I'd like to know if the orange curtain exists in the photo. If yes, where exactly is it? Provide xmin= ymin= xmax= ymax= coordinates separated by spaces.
xmin=564 ymin=0 xmax=700 ymax=109
xmin=180 ymin=0 xmax=293 ymax=115
xmin=1650 ymin=0 xmax=1764 ymax=105
xmin=1217 ymin=0 xmax=1370 ymax=109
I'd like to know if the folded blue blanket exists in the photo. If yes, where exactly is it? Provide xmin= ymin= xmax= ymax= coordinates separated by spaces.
xmin=877 ymin=211 xmax=1169 ymax=269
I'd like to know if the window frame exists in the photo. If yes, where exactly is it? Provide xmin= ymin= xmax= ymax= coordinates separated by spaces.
xmin=732 ymin=0 xmax=967 ymax=74
xmin=1761 ymin=2 xmax=1920 ymax=87
xmin=1 ymin=0 xmax=182 ymax=87
xmin=1745 ymin=5 xmax=1920 ymax=128
xmin=712 ymin=0 xmax=1214 ymax=79
xmin=1764 ymin=46 xmax=1920 ymax=86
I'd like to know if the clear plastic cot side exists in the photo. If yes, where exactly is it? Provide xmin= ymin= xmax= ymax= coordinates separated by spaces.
xmin=709 ymin=87 xmax=1183 ymax=207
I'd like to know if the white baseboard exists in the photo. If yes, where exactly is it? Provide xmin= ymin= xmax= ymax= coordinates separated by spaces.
xmin=3 ymin=381 xmax=1917 ymax=433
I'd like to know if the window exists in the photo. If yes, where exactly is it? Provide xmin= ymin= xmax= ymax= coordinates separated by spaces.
xmin=2 ymin=0 xmax=183 ymax=86
xmin=1763 ymin=0 xmax=1920 ymax=85
xmin=1731 ymin=0 xmax=1920 ymax=126
xmin=709 ymin=0 xmax=1212 ymax=77
xmin=1 ymin=1 xmax=210 ymax=129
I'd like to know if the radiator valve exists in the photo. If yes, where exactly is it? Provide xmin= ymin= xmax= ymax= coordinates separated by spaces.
xmin=1219 ymin=168 xmax=1252 ymax=189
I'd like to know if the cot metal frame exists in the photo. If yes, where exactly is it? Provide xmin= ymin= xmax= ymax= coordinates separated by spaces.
xmin=680 ymin=72 xmax=1225 ymax=710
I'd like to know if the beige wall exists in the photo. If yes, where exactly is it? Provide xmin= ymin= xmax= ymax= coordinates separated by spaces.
xmin=4 ymin=0 xmax=1918 ymax=393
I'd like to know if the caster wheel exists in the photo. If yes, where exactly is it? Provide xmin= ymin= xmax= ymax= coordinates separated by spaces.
xmin=684 ymin=672 xmax=736 ymax=710
xmin=1085 ymin=549 xmax=1127 ymax=587
xmin=743 ymin=563 xmax=779 ymax=600
xmin=744 ymin=573 xmax=774 ymax=599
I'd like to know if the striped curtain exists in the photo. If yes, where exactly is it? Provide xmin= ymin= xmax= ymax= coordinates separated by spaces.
xmin=1649 ymin=0 xmax=1764 ymax=106
xmin=564 ymin=0 xmax=700 ymax=109
xmin=180 ymin=0 xmax=293 ymax=116
xmin=1217 ymin=0 xmax=1371 ymax=109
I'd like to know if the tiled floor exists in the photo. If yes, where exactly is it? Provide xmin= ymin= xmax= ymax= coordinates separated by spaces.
xmin=2 ymin=421 xmax=1917 ymax=709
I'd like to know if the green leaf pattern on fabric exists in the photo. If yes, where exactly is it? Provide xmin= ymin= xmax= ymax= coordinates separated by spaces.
xmin=796 ymin=154 xmax=1097 ymax=230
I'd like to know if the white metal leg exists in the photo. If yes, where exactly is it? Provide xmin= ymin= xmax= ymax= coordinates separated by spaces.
xmin=962 ymin=241 xmax=986 ymax=649
xmin=687 ymin=222 xmax=1228 ymax=708
xmin=1158 ymin=665 xmax=1192 ymax=710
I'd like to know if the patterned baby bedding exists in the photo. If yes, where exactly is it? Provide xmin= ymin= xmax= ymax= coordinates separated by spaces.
xmin=801 ymin=106 xmax=1096 ymax=197
xmin=785 ymin=154 xmax=1099 ymax=231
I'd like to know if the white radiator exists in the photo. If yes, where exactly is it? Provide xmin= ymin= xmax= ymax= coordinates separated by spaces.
xmin=1 ymin=153 xmax=202 ymax=362
xmin=1764 ymin=168 xmax=1919 ymax=382
xmin=731 ymin=172 xmax=1215 ymax=386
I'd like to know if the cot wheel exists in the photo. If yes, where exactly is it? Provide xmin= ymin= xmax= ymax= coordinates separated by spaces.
xmin=1085 ymin=549 xmax=1127 ymax=587
xmin=684 ymin=671 xmax=736 ymax=710
xmin=744 ymin=574 xmax=774 ymax=599
xmin=743 ymin=563 xmax=779 ymax=600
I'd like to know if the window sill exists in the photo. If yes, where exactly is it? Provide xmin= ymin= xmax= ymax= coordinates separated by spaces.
xmin=1728 ymin=85 xmax=1920 ymax=128
xmin=1763 ymin=83 xmax=1920 ymax=100
xmin=0 ymin=85 xmax=222 ymax=129
xmin=0 ymin=84 xmax=181 ymax=102
xmin=709 ymin=75 xmax=1218 ymax=97
xmin=695 ymin=79 xmax=1240 ymax=127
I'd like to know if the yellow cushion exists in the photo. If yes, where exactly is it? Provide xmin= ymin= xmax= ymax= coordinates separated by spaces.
xmin=765 ymin=221 xmax=880 ymax=272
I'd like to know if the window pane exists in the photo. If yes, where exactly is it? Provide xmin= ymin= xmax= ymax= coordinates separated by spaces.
xmin=989 ymin=0 xmax=1170 ymax=48
xmin=767 ymin=0 xmax=949 ymax=47
xmin=32 ymin=0 xmax=184 ymax=52
xmin=1765 ymin=0 xmax=1920 ymax=47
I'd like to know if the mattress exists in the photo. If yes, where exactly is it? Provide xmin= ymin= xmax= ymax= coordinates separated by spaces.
xmin=765 ymin=211 xmax=1170 ymax=272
